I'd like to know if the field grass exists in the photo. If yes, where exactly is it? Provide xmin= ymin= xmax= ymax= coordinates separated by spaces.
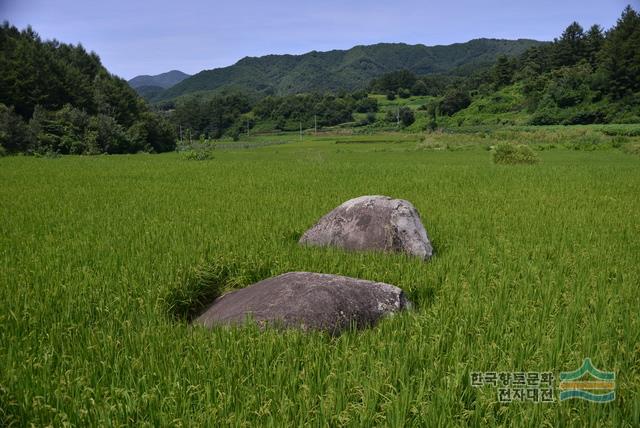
xmin=1 ymin=130 xmax=640 ymax=426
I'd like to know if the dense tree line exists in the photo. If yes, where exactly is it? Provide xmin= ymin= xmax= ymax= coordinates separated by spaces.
xmin=371 ymin=6 xmax=640 ymax=124
xmin=171 ymin=93 xmax=252 ymax=139
xmin=169 ymin=91 xmax=380 ymax=138
xmin=370 ymin=71 xmax=460 ymax=98
xmin=253 ymin=93 xmax=374 ymax=129
xmin=0 ymin=23 xmax=176 ymax=154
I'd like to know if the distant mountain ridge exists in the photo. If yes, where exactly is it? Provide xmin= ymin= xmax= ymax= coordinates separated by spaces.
xmin=128 ymin=70 xmax=190 ymax=90
xmin=151 ymin=38 xmax=543 ymax=101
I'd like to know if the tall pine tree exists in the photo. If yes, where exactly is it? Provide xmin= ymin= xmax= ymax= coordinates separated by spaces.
xmin=600 ymin=6 xmax=640 ymax=99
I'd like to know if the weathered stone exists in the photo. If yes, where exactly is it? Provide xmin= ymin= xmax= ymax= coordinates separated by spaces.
xmin=299 ymin=195 xmax=433 ymax=260
xmin=194 ymin=272 xmax=410 ymax=334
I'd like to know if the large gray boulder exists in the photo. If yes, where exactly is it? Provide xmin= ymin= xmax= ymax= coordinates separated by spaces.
xmin=299 ymin=195 xmax=433 ymax=260
xmin=194 ymin=272 xmax=410 ymax=334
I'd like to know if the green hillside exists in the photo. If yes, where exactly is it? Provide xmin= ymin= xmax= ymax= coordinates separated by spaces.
xmin=155 ymin=39 xmax=542 ymax=101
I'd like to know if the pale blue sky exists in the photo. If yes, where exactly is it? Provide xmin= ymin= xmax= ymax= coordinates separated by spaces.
xmin=1 ymin=0 xmax=636 ymax=79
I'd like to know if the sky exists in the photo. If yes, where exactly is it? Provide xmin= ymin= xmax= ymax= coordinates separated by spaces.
xmin=1 ymin=0 xmax=637 ymax=80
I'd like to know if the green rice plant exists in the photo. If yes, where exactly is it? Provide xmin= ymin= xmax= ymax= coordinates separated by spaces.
xmin=164 ymin=259 xmax=233 ymax=321
xmin=0 ymin=130 xmax=638 ymax=426
xmin=164 ymin=255 xmax=275 ymax=321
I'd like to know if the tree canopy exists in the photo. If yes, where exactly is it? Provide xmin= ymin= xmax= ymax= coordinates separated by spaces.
xmin=0 ymin=22 xmax=175 ymax=154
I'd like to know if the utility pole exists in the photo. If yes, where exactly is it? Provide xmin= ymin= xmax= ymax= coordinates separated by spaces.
xmin=396 ymin=107 xmax=400 ymax=128
xmin=314 ymin=115 xmax=317 ymax=135
xmin=299 ymin=121 xmax=303 ymax=141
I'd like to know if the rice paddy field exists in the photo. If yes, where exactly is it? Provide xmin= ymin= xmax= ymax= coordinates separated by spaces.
xmin=1 ymin=127 xmax=640 ymax=426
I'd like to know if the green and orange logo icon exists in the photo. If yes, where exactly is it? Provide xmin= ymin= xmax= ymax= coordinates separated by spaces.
xmin=559 ymin=358 xmax=615 ymax=403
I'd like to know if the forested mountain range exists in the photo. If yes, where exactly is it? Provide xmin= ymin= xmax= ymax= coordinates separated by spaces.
xmin=128 ymin=70 xmax=191 ymax=89
xmin=152 ymin=38 xmax=542 ymax=101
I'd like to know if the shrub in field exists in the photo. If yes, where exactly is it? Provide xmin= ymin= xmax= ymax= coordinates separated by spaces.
xmin=493 ymin=142 xmax=539 ymax=164
xmin=179 ymin=138 xmax=215 ymax=160
xmin=181 ymin=148 xmax=214 ymax=160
